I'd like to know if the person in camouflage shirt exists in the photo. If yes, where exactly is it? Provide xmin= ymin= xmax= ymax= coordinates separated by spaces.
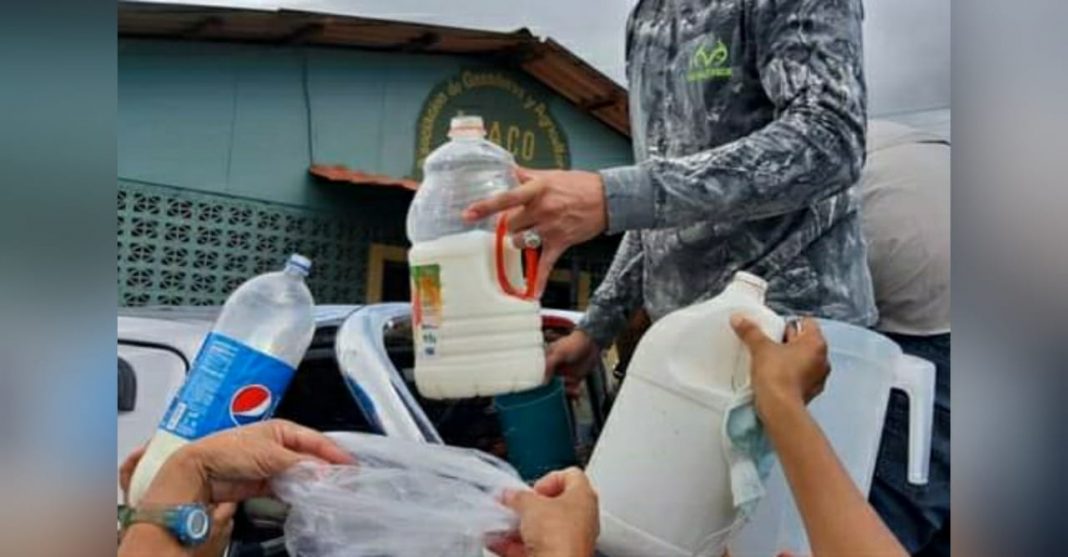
xmin=461 ymin=1 xmax=949 ymax=552
xmin=465 ymin=0 xmax=875 ymax=360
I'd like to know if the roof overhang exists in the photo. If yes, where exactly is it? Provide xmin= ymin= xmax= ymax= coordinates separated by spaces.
xmin=118 ymin=1 xmax=631 ymax=137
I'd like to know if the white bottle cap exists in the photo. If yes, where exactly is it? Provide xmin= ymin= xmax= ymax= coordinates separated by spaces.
xmin=286 ymin=253 xmax=312 ymax=277
xmin=448 ymin=115 xmax=486 ymax=138
xmin=732 ymin=271 xmax=767 ymax=297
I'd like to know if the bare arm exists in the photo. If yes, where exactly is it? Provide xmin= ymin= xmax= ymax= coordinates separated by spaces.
xmin=732 ymin=317 xmax=906 ymax=557
xmin=764 ymin=398 xmax=906 ymax=557
xmin=119 ymin=523 xmax=190 ymax=557
xmin=118 ymin=420 xmax=351 ymax=556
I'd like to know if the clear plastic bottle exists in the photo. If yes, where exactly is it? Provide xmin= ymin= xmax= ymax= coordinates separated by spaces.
xmin=128 ymin=254 xmax=316 ymax=505
xmin=406 ymin=115 xmax=544 ymax=399
xmin=407 ymin=115 xmax=519 ymax=243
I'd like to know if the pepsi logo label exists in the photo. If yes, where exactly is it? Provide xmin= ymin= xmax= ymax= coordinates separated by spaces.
xmin=229 ymin=384 xmax=273 ymax=426
xmin=159 ymin=333 xmax=295 ymax=440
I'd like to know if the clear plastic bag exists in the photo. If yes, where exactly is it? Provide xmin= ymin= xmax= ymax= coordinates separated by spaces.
xmin=272 ymin=432 xmax=528 ymax=557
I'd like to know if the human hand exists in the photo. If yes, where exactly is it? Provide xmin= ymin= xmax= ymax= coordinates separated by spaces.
xmin=462 ymin=167 xmax=608 ymax=296
xmin=545 ymin=329 xmax=601 ymax=398
xmin=490 ymin=467 xmax=600 ymax=557
xmin=120 ymin=445 xmax=237 ymax=557
xmin=138 ymin=419 xmax=353 ymax=508
xmin=119 ymin=444 xmax=147 ymax=507
xmin=730 ymin=316 xmax=830 ymax=425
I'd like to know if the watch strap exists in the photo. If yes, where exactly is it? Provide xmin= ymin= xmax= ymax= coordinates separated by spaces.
xmin=119 ymin=503 xmax=211 ymax=547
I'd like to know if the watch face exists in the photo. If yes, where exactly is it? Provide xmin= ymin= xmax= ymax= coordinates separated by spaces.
xmin=184 ymin=507 xmax=210 ymax=542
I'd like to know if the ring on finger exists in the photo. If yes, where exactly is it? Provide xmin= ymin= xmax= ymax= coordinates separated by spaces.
xmin=521 ymin=229 xmax=543 ymax=250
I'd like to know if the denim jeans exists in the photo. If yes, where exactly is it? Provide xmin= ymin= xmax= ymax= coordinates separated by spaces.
xmin=869 ymin=333 xmax=951 ymax=557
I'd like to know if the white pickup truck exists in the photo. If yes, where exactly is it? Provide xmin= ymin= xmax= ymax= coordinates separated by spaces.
xmin=117 ymin=303 xmax=609 ymax=556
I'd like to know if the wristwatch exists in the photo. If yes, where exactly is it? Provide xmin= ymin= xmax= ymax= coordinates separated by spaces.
xmin=118 ymin=503 xmax=212 ymax=547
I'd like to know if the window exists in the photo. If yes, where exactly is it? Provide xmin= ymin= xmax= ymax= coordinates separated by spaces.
xmin=118 ymin=357 xmax=137 ymax=413
xmin=366 ymin=244 xmax=410 ymax=302
xmin=273 ymin=328 xmax=374 ymax=434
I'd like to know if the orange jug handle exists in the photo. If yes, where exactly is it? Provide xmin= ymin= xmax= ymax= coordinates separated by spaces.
xmin=495 ymin=214 xmax=540 ymax=300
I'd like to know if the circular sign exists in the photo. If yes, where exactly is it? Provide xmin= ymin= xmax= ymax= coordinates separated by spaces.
xmin=413 ymin=69 xmax=571 ymax=177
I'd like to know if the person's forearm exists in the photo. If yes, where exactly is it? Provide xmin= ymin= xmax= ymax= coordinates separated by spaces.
xmin=119 ymin=524 xmax=189 ymax=557
xmin=577 ymin=231 xmax=644 ymax=347
xmin=119 ymin=450 xmax=208 ymax=557
xmin=578 ymin=302 xmax=631 ymax=349
xmin=763 ymin=398 xmax=906 ymax=557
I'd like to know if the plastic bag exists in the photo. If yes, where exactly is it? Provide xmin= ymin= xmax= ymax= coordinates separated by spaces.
xmin=272 ymin=432 xmax=528 ymax=557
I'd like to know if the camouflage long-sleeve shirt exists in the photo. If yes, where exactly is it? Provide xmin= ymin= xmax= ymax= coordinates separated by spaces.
xmin=579 ymin=0 xmax=877 ymax=347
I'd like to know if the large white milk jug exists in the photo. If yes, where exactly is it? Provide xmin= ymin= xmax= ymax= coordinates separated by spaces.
xmin=406 ymin=115 xmax=545 ymax=399
xmin=586 ymin=272 xmax=784 ymax=557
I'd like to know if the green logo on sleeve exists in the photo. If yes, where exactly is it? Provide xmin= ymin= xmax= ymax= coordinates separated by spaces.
xmin=687 ymin=38 xmax=733 ymax=82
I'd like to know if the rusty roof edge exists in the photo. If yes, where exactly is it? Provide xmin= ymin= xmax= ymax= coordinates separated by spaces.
xmin=120 ymin=1 xmax=539 ymax=41
xmin=120 ymin=1 xmax=279 ymax=15
xmin=538 ymin=37 xmax=624 ymax=91
xmin=527 ymin=36 xmax=629 ymax=134
xmin=118 ymin=1 xmax=630 ymax=138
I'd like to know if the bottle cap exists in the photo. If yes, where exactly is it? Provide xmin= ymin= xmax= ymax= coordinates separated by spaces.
xmin=448 ymin=115 xmax=486 ymax=138
xmin=286 ymin=254 xmax=312 ymax=277
xmin=732 ymin=271 xmax=767 ymax=296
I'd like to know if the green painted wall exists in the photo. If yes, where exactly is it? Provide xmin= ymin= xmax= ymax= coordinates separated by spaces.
xmin=118 ymin=39 xmax=633 ymax=212
xmin=117 ymin=39 xmax=630 ymax=306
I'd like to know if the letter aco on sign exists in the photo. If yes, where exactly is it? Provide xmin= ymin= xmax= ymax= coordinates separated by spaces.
xmin=413 ymin=69 xmax=571 ymax=178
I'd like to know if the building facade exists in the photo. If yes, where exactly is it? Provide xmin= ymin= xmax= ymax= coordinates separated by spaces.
xmin=118 ymin=6 xmax=634 ymax=309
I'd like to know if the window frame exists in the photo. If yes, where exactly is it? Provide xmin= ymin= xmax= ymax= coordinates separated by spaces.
xmin=365 ymin=243 xmax=410 ymax=303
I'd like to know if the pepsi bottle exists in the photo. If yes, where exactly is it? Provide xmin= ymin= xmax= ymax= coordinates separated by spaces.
xmin=128 ymin=254 xmax=316 ymax=505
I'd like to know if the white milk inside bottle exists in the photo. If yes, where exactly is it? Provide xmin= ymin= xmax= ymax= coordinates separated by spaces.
xmin=586 ymin=271 xmax=785 ymax=557
xmin=406 ymin=115 xmax=544 ymax=399
xmin=127 ymin=255 xmax=316 ymax=505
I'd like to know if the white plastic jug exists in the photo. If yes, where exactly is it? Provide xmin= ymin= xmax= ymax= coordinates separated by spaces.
xmin=728 ymin=319 xmax=935 ymax=557
xmin=586 ymin=271 xmax=784 ymax=557
xmin=406 ymin=115 xmax=544 ymax=399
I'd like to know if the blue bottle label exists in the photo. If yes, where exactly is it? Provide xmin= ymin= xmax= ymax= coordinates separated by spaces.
xmin=159 ymin=332 xmax=296 ymax=440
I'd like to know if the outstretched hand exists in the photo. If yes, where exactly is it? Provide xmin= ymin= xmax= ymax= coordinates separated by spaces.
xmin=137 ymin=419 xmax=354 ymax=507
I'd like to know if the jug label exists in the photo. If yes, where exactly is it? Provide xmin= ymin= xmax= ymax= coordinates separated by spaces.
xmin=411 ymin=264 xmax=442 ymax=357
xmin=158 ymin=333 xmax=295 ymax=441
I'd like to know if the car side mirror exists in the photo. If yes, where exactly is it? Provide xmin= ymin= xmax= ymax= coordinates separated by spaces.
xmin=118 ymin=357 xmax=137 ymax=412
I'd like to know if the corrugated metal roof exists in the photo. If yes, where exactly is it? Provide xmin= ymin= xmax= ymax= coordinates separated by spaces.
xmin=118 ymin=1 xmax=631 ymax=136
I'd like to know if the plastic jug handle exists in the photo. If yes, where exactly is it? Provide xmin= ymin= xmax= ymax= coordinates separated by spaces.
xmin=891 ymin=354 xmax=936 ymax=485
xmin=495 ymin=214 xmax=539 ymax=300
